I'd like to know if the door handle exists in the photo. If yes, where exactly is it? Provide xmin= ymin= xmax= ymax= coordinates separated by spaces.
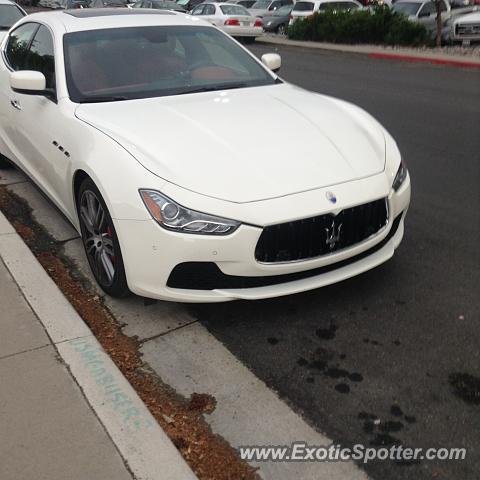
xmin=10 ymin=100 xmax=22 ymax=111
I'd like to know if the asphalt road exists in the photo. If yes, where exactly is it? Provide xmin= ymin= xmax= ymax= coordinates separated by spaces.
xmin=191 ymin=45 xmax=480 ymax=480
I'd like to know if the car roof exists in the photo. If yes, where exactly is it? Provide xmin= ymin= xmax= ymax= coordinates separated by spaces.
xmin=16 ymin=9 xmax=213 ymax=33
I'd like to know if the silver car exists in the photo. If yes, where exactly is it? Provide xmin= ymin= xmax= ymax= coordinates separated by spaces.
xmin=248 ymin=0 xmax=292 ymax=18
xmin=393 ymin=0 xmax=451 ymax=31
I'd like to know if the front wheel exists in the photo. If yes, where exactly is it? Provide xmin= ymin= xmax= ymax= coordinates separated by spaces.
xmin=77 ymin=178 xmax=130 ymax=298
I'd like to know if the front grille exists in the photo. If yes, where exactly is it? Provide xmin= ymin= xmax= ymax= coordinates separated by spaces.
xmin=456 ymin=23 xmax=480 ymax=36
xmin=167 ymin=213 xmax=403 ymax=290
xmin=255 ymin=198 xmax=388 ymax=263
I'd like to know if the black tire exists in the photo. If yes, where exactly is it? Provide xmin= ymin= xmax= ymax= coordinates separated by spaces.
xmin=77 ymin=177 xmax=130 ymax=298
xmin=277 ymin=23 xmax=287 ymax=36
xmin=0 ymin=154 xmax=13 ymax=169
xmin=243 ymin=37 xmax=255 ymax=44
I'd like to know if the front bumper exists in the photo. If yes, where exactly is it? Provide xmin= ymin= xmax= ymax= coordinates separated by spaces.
xmin=114 ymin=175 xmax=410 ymax=302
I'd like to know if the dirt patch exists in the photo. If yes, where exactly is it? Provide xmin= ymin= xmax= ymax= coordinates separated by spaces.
xmin=0 ymin=185 xmax=258 ymax=480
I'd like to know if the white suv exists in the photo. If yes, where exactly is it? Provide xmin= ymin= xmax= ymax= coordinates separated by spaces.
xmin=289 ymin=0 xmax=362 ymax=25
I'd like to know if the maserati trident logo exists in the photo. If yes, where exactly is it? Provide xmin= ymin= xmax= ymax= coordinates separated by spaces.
xmin=326 ymin=191 xmax=337 ymax=204
xmin=325 ymin=219 xmax=343 ymax=250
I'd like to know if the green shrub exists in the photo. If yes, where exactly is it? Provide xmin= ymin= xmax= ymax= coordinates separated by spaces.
xmin=287 ymin=6 xmax=429 ymax=47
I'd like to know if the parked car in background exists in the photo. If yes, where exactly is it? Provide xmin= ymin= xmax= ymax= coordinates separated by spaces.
xmin=450 ymin=0 xmax=476 ymax=9
xmin=133 ymin=0 xmax=187 ymax=11
xmin=54 ymin=0 xmax=89 ymax=8
xmin=441 ymin=5 xmax=479 ymax=41
xmin=262 ymin=4 xmax=292 ymax=32
xmin=393 ymin=0 xmax=451 ymax=31
xmin=451 ymin=10 xmax=480 ymax=41
xmin=89 ymin=0 xmax=128 ymax=7
xmin=290 ymin=0 xmax=362 ymax=25
xmin=175 ymin=0 xmax=203 ymax=11
xmin=191 ymin=2 xmax=263 ymax=39
xmin=227 ymin=0 xmax=257 ymax=8
xmin=249 ymin=0 xmax=292 ymax=18
xmin=0 ymin=0 xmax=25 ymax=41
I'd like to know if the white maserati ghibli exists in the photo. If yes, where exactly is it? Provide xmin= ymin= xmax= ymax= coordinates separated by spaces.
xmin=0 ymin=9 xmax=410 ymax=302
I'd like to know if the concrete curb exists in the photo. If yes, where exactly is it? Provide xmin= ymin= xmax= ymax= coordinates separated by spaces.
xmin=257 ymin=36 xmax=480 ymax=68
xmin=0 ymin=210 xmax=197 ymax=480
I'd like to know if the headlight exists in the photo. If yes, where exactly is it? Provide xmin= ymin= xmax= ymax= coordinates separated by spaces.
xmin=140 ymin=190 xmax=240 ymax=235
xmin=392 ymin=160 xmax=408 ymax=192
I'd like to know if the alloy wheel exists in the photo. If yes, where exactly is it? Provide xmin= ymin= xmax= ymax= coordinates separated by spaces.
xmin=79 ymin=190 xmax=116 ymax=287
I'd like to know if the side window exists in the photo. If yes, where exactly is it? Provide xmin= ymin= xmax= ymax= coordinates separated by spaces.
xmin=419 ymin=2 xmax=435 ymax=16
xmin=204 ymin=4 xmax=215 ymax=14
xmin=5 ymin=23 xmax=38 ymax=71
xmin=24 ymin=25 xmax=56 ymax=90
xmin=192 ymin=4 xmax=204 ymax=14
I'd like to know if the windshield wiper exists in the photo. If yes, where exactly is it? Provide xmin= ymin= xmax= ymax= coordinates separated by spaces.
xmin=79 ymin=95 xmax=129 ymax=104
xmin=178 ymin=83 xmax=249 ymax=95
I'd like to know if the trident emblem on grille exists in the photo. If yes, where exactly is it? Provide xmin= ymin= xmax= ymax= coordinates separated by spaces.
xmin=325 ymin=220 xmax=343 ymax=250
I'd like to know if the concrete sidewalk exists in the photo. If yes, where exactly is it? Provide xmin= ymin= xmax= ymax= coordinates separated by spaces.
xmin=0 ymin=258 xmax=133 ymax=480
xmin=0 ymin=207 xmax=197 ymax=480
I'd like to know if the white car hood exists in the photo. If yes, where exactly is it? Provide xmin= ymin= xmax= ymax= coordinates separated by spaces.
xmin=75 ymin=84 xmax=386 ymax=203
xmin=455 ymin=11 xmax=480 ymax=23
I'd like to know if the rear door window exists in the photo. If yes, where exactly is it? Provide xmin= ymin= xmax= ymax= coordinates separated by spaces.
xmin=293 ymin=1 xmax=314 ymax=11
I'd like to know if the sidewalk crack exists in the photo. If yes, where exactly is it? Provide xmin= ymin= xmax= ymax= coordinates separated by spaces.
xmin=0 ymin=343 xmax=51 ymax=361
xmin=138 ymin=319 xmax=199 ymax=345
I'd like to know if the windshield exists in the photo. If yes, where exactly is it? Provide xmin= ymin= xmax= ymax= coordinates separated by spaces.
xmin=393 ymin=2 xmax=421 ymax=15
xmin=64 ymin=26 xmax=276 ymax=103
xmin=293 ymin=1 xmax=314 ymax=11
xmin=220 ymin=4 xmax=250 ymax=14
xmin=252 ymin=0 xmax=270 ymax=8
xmin=0 ymin=5 xmax=25 ymax=30
xmin=273 ymin=4 xmax=292 ymax=15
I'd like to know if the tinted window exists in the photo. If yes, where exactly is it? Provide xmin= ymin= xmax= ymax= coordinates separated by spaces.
xmin=274 ymin=4 xmax=292 ymax=14
xmin=24 ymin=25 xmax=56 ymax=90
xmin=192 ymin=4 xmax=204 ymax=13
xmin=0 ymin=5 xmax=25 ymax=30
xmin=319 ymin=1 xmax=359 ymax=10
xmin=64 ymin=26 xmax=276 ymax=102
xmin=5 ymin=22 xmax=38 ymax=71
xmin=293 ymin=1 xmax=314 ymax=11
xmin=203 ymin=4 xmax=216 ymax=13
xmin=252 ymin=0 xmax=271 ymax=8
xmin=393 ymin=2 xmax=422 ymax=15
xmin=220 ymin=4 xmax=250 ymax=14
xmin=419 ymin=1 xmax=435 ymax=14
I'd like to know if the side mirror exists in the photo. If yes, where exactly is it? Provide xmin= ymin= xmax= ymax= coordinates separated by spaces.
xmin=261 ymin=53 xmax=281 ymax=73
xmin=10 ymin=71 xmax=47 ymax=95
